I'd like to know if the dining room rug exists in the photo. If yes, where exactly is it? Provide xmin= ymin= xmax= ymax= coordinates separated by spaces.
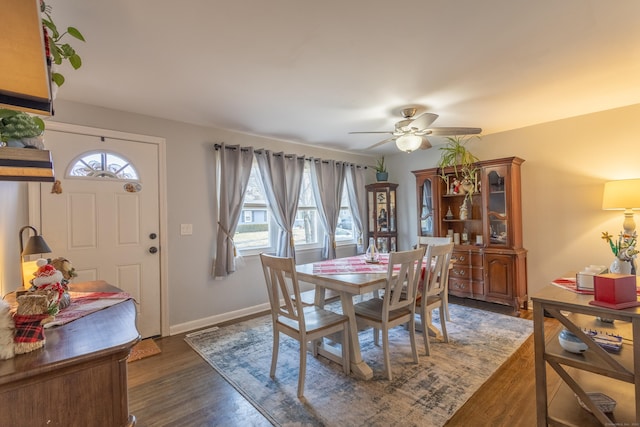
xmin=185 ymin=303 xmax=533 ymax=427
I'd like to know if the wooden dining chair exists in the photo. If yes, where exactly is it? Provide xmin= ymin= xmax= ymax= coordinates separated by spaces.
xmin=353 ymin=247 xmax=425 ymax=380
xmin=417 ymin=235 xmax=453 ymax=321
xmin=259 ymin=253 xmax=350 ymax=398
xmin=418 ymin=242 xmax=454 ymax=356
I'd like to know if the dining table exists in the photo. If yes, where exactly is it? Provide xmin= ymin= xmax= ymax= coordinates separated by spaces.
xmin=296 ymin=253 xmax=443 ymax=380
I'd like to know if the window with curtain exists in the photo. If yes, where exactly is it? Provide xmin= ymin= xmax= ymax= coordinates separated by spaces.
xmin=234 ymin=159 xmax=356 ymax=254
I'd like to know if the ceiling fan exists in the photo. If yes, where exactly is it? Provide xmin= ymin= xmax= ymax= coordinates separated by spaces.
xmin=349 ymin=107 xmax=482 ymax=152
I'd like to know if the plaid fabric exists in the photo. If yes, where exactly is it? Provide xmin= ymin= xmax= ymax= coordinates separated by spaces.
xmin=13 ymin=314 xmax=50 ymax=343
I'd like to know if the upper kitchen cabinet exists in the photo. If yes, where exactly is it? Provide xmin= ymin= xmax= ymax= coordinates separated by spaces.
xmin=0 ymin=0 xmax=52 ymax=115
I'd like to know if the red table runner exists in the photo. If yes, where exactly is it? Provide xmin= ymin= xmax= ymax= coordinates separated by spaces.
xmin=44 ymin=291 xmax=131 ymax=328
xmin=311 ymin=254 xmax=395 ymax=274
xmin=551 ymin=277 xmax=640 ymax=296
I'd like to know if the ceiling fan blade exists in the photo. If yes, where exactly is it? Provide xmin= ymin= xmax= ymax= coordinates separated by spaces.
xmin=367 ymin=137 xmax=396 ymax=149
xmin=409 ymin=112 xmax=439 ymax=130
xmin=348 ymin=131 xmax=395 ymax=135
xmin=419 ymin=137 xmax=432 ymax=150
xmin=428 ymin=127 xmax=482 ymax=136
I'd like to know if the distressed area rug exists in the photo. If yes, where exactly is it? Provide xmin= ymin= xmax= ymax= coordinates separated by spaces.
xmin=185 ymin=304 xmax=532 ymax=427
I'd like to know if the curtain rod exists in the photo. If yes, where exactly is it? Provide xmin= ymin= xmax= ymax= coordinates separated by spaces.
xmin=213 ymin=143 xmax=370 ymax=168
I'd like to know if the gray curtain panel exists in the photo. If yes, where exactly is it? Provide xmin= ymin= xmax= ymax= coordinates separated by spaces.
xmin=310 ymin=159 xmax=346 ymax=259
xmin=255 ymin=150 xmax=305 ymax=259
xmin=213 ymin=144 xmax=254 ymax=277
xmin=345 ymin=164 xmax=368 ymax=254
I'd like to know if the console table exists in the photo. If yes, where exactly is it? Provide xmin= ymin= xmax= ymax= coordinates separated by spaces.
xmin=532 ymin=285 xmax=639 ymax=426
xmin=0 ymin=281 xmax=140 ymax=427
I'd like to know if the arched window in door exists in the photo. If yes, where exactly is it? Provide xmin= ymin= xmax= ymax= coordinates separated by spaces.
xmin=66 ymin=150 xmax=139 ymax=180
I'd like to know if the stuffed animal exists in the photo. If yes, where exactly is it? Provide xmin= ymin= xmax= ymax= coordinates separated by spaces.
xmin=30 ymin=258 xmax=70 ymax=311
xmin=50 ymin=257 xmax=77 ymax=284
xmin=13 ymin=294 xmax=55 ymax=355
xmin=0 ymin=299 xmax=15 ymax=360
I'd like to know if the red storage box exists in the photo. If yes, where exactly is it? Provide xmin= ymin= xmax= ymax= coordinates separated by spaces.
xmin=590 ymin=273 xmax=640 ymax=309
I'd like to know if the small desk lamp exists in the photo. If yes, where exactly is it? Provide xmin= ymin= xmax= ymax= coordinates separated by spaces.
xmin=602 ymin=179 xmax=640 ymax=235
xmin=19 ymin=225 xmax=52 ymax=290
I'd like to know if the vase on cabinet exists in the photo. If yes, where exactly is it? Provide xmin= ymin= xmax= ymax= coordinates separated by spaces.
xmin=610 ymin=258 xmax=632 ymax=275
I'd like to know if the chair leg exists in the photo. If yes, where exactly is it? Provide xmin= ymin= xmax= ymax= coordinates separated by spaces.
xmin=298 ymin=339 xmax=307 ymax=398
xmin=443 ymin=292 xmax=451 ymax=321
xmin=382 ymin=325 xmax=392 ymax=380
xmin=409 ymin=315 xmax=418 ymax=363
xmin=421 ymin=308 xmax=431 ymax=356
xmin=270 ymin=330 xmax=280 ymax=378
xmin=373 ymin=328 xmax=379 ymax=346
xmin=439 ymin=304 xmax=449 ymax=343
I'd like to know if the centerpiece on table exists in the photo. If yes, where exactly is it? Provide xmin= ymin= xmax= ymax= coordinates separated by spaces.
xmin=601 ymin=231 xmax=638 ymax=274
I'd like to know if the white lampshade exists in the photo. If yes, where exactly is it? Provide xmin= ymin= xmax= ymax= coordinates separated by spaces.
xmin=602 ymin=179 xmax=640 ymax=210
xmin=395 ymin=134 xmax=423 ymax=153
xmin=602 ymin=178 xmax=640 ymax=234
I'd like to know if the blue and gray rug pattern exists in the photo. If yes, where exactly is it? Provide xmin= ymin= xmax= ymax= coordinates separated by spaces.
xmin=185 ymin=303 xmax=533 ymax=427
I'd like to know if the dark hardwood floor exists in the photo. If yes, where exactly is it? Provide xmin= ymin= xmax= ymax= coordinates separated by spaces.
xmin=128 ymin=298 xmax=561 ymax=427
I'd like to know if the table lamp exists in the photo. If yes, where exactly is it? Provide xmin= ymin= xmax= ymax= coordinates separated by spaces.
xmin=19 ymin=225 xmax=52 ymax=290
xmin=602 ymin=179 xmax=640 ymax=235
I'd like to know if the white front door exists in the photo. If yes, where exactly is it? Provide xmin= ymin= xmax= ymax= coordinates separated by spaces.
xmin=38 ymin=128 xmax=162 ymax=338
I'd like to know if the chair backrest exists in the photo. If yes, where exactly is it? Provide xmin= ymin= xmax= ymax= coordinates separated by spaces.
xmin=383 ymin=247 xmax=426 ymax=313
xmin=417 ymin=236 xmax=453 ymax=247
xmin=422 ymin=243 xmax=454 ymax=298
xmin=260 ymin=253 xmax=305 ymax=328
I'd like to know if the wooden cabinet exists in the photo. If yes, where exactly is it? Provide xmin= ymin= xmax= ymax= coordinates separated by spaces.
xmin=0 ymin=281 xmax=140 ymax=427
xmin=1 ymin=0 xmax=53 ymax=114
xmin=532 ymin=285 xmax=640 ymax=426
xmin=412 ymin=157 xmax=527 ymax=311
xmin=366 ymin=182 xmax=397 ymax=253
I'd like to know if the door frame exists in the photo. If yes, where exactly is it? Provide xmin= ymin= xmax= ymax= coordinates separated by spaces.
xmin=28 ymin=122 xmax=170 ymax=337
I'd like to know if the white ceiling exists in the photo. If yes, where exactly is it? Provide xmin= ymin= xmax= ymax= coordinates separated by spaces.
xmin=51 ymin=0 xmax=640 ymax=154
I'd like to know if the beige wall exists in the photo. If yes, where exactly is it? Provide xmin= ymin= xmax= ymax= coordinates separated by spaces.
xmin=388 ymin=103 xmax=640 ymax=300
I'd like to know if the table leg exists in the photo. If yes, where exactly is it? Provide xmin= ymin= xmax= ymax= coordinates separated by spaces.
xmin=339 ymin=291 xmax=373 ymax=380
xmin=415 ymin=309 xmax=442 ymax=339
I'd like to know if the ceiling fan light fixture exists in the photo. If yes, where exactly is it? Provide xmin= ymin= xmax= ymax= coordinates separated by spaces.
xmin=395 ymin=134 xmax=423 ymax=152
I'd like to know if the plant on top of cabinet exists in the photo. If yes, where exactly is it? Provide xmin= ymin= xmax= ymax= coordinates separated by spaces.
xmin=41 ymin=0 xmax=86 ymax=87
xmin=437 ymin=136 xmax=480 ymax=198
xmin=374 ymin=156 xmax=388 ymax=181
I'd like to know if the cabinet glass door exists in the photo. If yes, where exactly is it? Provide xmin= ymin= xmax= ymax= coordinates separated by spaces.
xmin=487 ymin=169 xmax=508 ymax=246
xmin=420 ymin=178 xmax=434 ymax=236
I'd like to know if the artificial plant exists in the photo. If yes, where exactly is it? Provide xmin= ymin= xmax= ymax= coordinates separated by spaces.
xmin=41 ymin=0 xmax=86 ymax=87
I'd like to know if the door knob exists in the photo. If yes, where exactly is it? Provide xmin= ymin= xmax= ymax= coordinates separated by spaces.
xmin=149 ymin=233 xmax=157 ymax=240
xmin=149 ymin=246 xmax=158 ymax=254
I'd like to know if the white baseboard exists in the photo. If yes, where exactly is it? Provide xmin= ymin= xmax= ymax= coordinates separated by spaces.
xmin=169 ymin=302 xmax=271 ymax=336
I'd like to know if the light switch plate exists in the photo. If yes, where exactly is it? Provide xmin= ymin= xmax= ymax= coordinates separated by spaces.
xmin=180 ymin=223 xmax=193 ymax=235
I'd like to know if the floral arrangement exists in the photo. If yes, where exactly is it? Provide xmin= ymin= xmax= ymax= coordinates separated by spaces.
xmin=601 ymin=231 xmax=639 ymax=261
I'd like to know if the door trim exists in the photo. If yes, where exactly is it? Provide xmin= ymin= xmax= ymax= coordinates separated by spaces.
xmin=28 ymin=121 xmax=170 ymax=337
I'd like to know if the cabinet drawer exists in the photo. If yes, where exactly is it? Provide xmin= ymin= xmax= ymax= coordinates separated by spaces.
xmin=451 ymin=251 xmax=470 ymax=264
xmin=448 ymin=278 xmax=484 ymax=296
xmin=450 ymin=265 xmax=471 ymax=279
xmin=449 ymin=277 xmax=471 ymax=294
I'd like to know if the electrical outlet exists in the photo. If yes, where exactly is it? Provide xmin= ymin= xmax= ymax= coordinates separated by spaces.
xmin=180 ymin=224 xmax=193 ymax=235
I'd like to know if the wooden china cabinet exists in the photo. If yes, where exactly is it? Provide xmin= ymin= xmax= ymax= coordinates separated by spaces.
xmin=366 ymin=182 xmax=398 ymax=253
xmin=412 ymin=157 xmax=527 ymax=312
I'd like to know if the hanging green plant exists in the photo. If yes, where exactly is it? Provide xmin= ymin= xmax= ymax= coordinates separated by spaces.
xmin=41 ymin=0 xmax=86 ymax=87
